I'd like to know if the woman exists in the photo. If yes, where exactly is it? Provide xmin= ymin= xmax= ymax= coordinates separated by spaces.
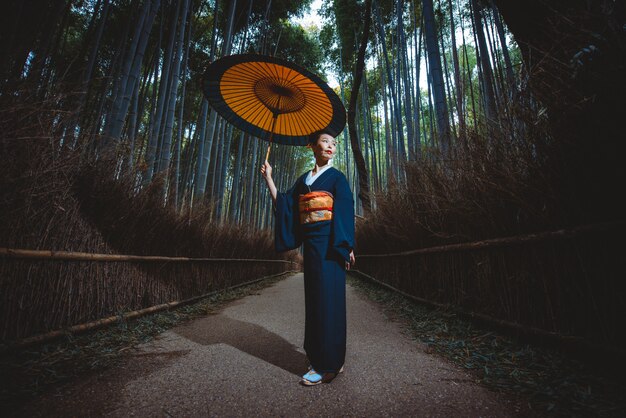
xmin=261 ymin=130 xmax=355 ymax=386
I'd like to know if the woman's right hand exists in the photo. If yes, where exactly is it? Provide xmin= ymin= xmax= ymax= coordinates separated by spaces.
xmin=261 ymin=161 xmax=277 ymax=203
xmin=260 ymin=161 xmax=272 ymax=180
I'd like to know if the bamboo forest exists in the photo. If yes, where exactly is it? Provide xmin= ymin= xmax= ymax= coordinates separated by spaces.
xmin=1 ymin=0 xmax=625 ymax=415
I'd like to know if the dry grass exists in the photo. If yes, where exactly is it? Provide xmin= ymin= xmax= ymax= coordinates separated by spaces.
xmin=348 ymin=274 xmax=626 ymax=417
xmin=0 ymin=97 xmax=299 ymax=342
xmin=355 ymin=102 xmax=626 ymax=351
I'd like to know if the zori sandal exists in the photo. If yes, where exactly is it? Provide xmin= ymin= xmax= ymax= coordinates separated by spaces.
xmin=301 ymin=369 xmax=323 ymax=386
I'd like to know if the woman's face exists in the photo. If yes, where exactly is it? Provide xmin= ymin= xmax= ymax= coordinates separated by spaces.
xmin=312 ymin=133 xmax=337 ymax=162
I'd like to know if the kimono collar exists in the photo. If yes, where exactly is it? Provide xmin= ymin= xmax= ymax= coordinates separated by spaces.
xmin=305 ymin=160 xmax=333 ymax=186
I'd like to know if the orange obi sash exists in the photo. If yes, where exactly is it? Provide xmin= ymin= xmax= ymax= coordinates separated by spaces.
xmin=298 ymin=191 xmax=334 ymax=224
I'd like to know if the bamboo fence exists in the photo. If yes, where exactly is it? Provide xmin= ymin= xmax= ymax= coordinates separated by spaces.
xmin=0 ymin=247 xmax=298 ymax=264
xmin=0 ymin=270 xmax=297 ymax=353
xmin=353 ymin=221 xmax=626 ymax=351
xmin=0 ymin=249 xmax=300 ymax=342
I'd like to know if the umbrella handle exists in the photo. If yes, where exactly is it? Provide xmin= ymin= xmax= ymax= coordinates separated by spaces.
xmin=265 ymin=143 xmax=271 ymax=162
xmin=265 ymin=113 xmax=278 ymax=162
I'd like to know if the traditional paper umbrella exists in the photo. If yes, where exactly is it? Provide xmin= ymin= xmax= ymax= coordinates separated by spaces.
xmin=202 ymin=54 xmax=346 ymax=161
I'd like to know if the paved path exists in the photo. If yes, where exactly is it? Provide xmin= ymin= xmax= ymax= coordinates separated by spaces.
xmin=15 ymin=273 xmax=530 ymax=417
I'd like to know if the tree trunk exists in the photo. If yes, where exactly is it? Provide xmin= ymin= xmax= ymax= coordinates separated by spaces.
xmin=127 ymin=77 xmax=140 ymax=172
xmin=194 ymin=0 xmax=238 ymax=203
xmin=471 ymin=0 xmax=497 ymax=123
xmin=439 ymin=21 xmax=457 ymax=141
xmin=489 ymin=1 xmax=515 ymax=92
xmin=105 ymin=0 xmax=152 ymax=141
xmin=144 ymin=0 xmax=180 ymax=183
xmin=174 ymin=1 xmax=193 ymax=209
xmin=459 ymin=23 xmax=478 ymax=131
xmin=348 ymin=0 xmax=372 ymax=214
xmin=411 ymin=6 xmax=422 ymax=157
xmin=421 ymin=0 xmax=450 ymax=153
xmin=216 ymin=124 xmax=234 ymax=221
xmin=229 ymin=132 xmax=245 ymax=220
xmin=397 ymin=0 xmax=414 ymax=161
xmin=158 ymin=0 xmax=190 ymax=179
xmin=447 ymin=0 xmax=466 ymax=135
xmin=380 ymin=55 xmax=392 ymax=179
xmin=338 ymin=73 xmax=351 ymax=187
xmin=193 ymin=99 xmax=210 ymax=199
xmin=373 ymin=0 xmax=402 ymax=168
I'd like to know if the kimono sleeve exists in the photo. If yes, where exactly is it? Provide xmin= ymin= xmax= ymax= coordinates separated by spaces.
xmin=331 ymin=174 xmax=355 ymax=262
xmin=274 ymin=183 xmax=302 ymax=252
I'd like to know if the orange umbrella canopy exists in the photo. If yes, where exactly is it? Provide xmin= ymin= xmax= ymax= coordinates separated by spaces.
xmin=203 ymin=54 xmax=346 ymax=146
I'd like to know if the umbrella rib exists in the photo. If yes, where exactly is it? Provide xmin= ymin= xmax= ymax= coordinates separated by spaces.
xmin=226 ymin=97 xmax=267 ymax=127
xmin=228 ymin=62 xmax=270 ymax=79
xmin=237 ymin=102 xmax=268 ymax=127
xmin=227 ymin=95 xmax=271 ymax=113
xmin=303 ymin=94 xmax=332 ymax=111
xmin=293 ymin=109 xmax=317 ymax=134
xmin=275 ymin=115 xmax=287 ymax=138
xmin=299 ymin=85 xmax=327 ymax=95
xmin=229 ymin=63 xmax=263 ymax=76
xmin=285 ymin=70 xmax=306 ymax=87
xmin=227 ymin=103 xmax=258 ymax=119
xmin=301 ymin=89 xmax=330 ymax=103
xmin=299 ymin=105 xmax=326 ymax=129
xmin=287 ymin=113 xmax=304 ymax=137
xmin=247 ymin=103 xmax=272 ymax=133
xmin=304 ymin=101 xmax=333 ymax=122
xmin=283 ymin=117 xmax=293 ymax=138
xmin=221 ymin=91 xmax=257 ymax=101
xmin=222 ymin=71 xmax=259 ymax=83
xmin=220 ymin=85 xmax=251 ymax=92
xmin=231 ymin=106 xmax=262 ymax=123
xmin=258 ymin=61 xmax=278 ymax=80
xmin=286 ymin=111 xmax=307 ymax=138
xmin=283 ymin=114 xmax=296 ymax=138
xmin=265 ymin=60 xmax=281 ymax=80
xmin=224 ymin=93 xmax=263 ymax=105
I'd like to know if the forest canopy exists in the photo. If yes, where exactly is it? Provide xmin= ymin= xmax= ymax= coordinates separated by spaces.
xmin=0 ymin=0 xmax=623 ymax=229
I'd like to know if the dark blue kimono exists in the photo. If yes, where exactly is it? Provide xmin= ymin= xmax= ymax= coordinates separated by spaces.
xmin=274 ymin=167 xmax=355 ymax=373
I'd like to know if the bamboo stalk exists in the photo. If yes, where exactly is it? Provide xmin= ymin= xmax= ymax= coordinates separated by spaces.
xmin=0 ymin=247 xmax=298 ymax=264
xmin=0 ymin=270 xmax=300 ymax=353
xmin=358 ymin=221 xmax=625 ymax=258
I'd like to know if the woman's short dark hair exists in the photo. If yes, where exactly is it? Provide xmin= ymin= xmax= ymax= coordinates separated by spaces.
xmin=308 ymin=129 xmax=335 ymax=145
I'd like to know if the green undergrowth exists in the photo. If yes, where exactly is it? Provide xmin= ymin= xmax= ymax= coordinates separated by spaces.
xmin=347 ymin=273 xmax=626 ymax=417
xmin=0 ymin=272 xmax=294 ymax=408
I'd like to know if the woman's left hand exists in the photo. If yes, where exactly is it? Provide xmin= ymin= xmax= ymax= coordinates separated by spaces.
xmin=345 ymin=250 xmax=355 ymax=270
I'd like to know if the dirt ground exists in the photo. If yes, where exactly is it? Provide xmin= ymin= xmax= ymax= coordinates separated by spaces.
xmin=9 ymin=273 xmax=534 ymax=417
